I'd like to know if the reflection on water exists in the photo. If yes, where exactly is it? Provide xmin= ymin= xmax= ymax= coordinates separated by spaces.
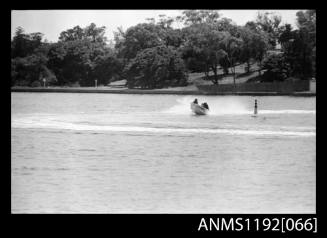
xmin=11 ymin=93 xmax=316 ymax=213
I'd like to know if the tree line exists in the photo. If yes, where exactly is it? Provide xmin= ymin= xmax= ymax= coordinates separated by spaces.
xmin=11 ymin=10 xmax=316 ymax=89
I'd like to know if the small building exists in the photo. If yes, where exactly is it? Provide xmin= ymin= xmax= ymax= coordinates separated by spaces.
xmin=108 ymin=79 xmax=127 ymax=88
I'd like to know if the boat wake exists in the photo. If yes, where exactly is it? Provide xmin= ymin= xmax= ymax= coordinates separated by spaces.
xmin=12 ymin=116 xmax=316 ymax=137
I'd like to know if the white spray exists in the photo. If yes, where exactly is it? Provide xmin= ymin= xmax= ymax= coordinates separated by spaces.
xmin=164 ymin=96 xmax=250 ymax=115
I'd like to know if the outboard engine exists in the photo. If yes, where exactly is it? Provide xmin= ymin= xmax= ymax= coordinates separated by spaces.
xmin=202 ymin=102 xmax=209 ymax=110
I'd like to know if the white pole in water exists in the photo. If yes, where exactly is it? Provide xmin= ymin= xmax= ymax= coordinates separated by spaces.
xmin=95 ymin=79 xmax=97 ymax=88
xmin=254 ymin=99 xmax=258 ymax=115
xmin=43 ymin=78 xmax=46 ymax=88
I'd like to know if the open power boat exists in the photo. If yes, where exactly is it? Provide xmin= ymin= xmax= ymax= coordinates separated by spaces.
xmin=191 ymin=102 xmax=209 ymax=115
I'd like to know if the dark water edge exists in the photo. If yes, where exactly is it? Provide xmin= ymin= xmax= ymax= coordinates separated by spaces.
xmin=11 ymin=87 xmax=316 ymax=96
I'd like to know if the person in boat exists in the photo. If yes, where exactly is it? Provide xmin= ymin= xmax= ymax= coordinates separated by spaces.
xmin=201 ymin=102 xmax=209 ymax=110
xmin=193 ymin=98 xmax=198 ymax=104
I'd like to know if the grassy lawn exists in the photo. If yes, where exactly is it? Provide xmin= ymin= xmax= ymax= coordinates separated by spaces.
xmin=103 ymin=62 xmax=262 ymax=91
xmin=187 ymin=62 xmax=261 ymax=86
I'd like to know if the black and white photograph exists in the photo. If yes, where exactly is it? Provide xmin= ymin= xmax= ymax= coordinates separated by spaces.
xmin=11 ymin=10 xmax=316 ymax=214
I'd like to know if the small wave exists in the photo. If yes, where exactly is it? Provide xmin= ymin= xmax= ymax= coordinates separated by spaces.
xmin=18 ymin=166 xmax=70 ymax=171
xmin=21 ymin=166 xmax=37 ymax=171
xmin=78 ymin=149 xmax=96 ymax=152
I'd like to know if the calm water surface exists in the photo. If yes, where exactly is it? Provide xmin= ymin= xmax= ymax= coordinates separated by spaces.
xmin=11 ymin=93 xmax=316 ymax=213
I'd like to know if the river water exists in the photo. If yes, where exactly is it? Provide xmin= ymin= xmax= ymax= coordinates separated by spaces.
xmin=11 ymin=93 xmax=316 ymax=213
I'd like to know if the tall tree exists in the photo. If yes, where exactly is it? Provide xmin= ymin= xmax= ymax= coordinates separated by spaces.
xmin=93 ymin=49 xmax=123 ymax=86
xmin=11 ymin=52 xmax=52 ymax=86
xmin=221 ymin=33 xmax=243 ymax=86
xmin=11 ymin=27 xmax=56 ymax=86
xmin=84 ymin=23 xmax=107 ymax=43
xmin=255 ymin=12 xmax=282 ymax=48
xmin=252 ymin=31 xmax=269 ymax=76
xmin=59 ymin=23 xmax=107 ymax=44
xmin=279 ymin=10 xmax=316 ymax=79
xmin=12 ymin=27 xmax=44 ymax=58
xmin=182 ymin=10 xmax=220 ymax=25
xmin=217 ymin=18 xmax=239 ymax=37
xmin=114 ymin=23 xmax=165 ymax=60
xmin=124 ymin=45 xmax=187 ymax=89
xmin=181 ymin=23 xmax=229 ymax=84
xmin=58 ymin=25 xmax=84 ymax=42
xmin=239 ymin=26 xmax=256 ymax=72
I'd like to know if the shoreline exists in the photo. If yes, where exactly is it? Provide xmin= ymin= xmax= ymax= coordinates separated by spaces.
xmin=11 ymin=87 xmax=316 ymax=97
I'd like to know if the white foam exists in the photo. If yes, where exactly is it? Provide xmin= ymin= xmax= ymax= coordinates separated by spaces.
xmin=12 ymin=118 xmax=315 ymax=137
xmin=163 ymin=96 xmax=250 ymax=115
xmin=259 ymin=110 xmax=315 ymax=114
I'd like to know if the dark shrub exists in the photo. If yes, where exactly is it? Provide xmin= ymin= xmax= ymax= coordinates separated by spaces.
xmin=261 ymin=53 xmax=290 ymax=82
xmin=30 ymin=80 xmax=41 ymax=87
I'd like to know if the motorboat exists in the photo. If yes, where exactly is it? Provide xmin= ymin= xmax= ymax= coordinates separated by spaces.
xmin=191 ymin=102 xmax=209 ymax=115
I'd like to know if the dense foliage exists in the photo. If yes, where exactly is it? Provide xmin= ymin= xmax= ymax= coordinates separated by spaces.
xmin=261 ymin=53 xmax=291 ymax=81
xmin=11 ymin=10 xmax=316 ymax=88
xmin=124 ymin=45 xmax=187 ymax=89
